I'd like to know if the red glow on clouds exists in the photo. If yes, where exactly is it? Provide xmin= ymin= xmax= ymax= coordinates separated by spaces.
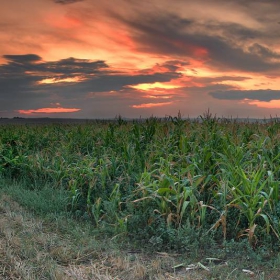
xmin=172 ymin=39 xmax=209 ymax=58
xmin=46 ymin=14 xmax=82 ymax=29
xmin=131 ymin=102 xmax=173 ymax=108
xmin=104 ymin=27 xmax=135 ymax=49
xmin=194 ymin=47 xmax=208 ymax=56
xmin=17 ymin=107 xmax=81 ymax=115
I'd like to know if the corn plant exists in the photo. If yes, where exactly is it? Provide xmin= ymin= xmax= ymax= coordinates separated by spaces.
xmin=132 ymin=157 xmax=212 ymax=229
xmin=226 ymin=167 xmax=273 ymax=244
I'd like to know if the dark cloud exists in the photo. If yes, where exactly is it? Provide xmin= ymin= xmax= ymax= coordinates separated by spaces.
xmin=1 ymin=55 xmax=108 ymax=77
xmin=0 ymin=54 xmax=181 ymax=111
xmin=204 ymin=21 xmax=261 ymax=41
xmin=209 ymin=90 xmax=280 ymax=101
xmin=111 ymin=11 xmax=280 ymax=73
xmin=3 ymin=54 xmax=41 ymax=63
xmin=189 ymin=76 xmax=251 ymax=84
xmin=190 ymin=35 xmax=280 ymax=72
xmin=184 ymin=84 xmax=235 ymax=94
xmin=110 ymin=12 xmax=197 ymax=56
xmin=139 ymin=60 xmax=189 ymax=74
xmin=44 ymin=58 xmax=109 ymax=77
xmin=248 ymin=43 xmax=280 ymax=60
xmin=54 ymin=0 xmax=83 ymax=4
xmin=71 ymin=72 xmax=181 ymax=94
xmin=161 ymin=60 xmax=189 ymax=72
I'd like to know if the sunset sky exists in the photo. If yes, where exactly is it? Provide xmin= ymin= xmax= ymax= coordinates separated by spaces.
xmin=1 ymin=0 xmax=280 ymax=118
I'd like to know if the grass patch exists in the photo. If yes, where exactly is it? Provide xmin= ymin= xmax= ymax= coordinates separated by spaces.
xmin=0 ymin=178 xmax=68 ymax=215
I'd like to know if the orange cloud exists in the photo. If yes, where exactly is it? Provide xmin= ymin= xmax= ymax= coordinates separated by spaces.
xmin=46 ymin=14 xmax=82 ymax=29
xmin=38 ymin=76 xmax=85 ymax=84
xmin=131 ymin=102 xmax=173 ymax=108
xmin=17 ymin=107 xmax=81 ymax=114
xmin=144 ymin=95 xmax=173 ymax=99
xmin=130 ymin=82 xmax=181 ymax=91
xmin=248 ymin=100 xmax=280 ymax=109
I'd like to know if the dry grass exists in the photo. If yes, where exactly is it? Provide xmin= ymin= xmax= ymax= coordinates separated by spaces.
xmin=0 ymin=194 xmax=204 ymax=279
xmin=0 ymin=193 xmax=279 ymax=280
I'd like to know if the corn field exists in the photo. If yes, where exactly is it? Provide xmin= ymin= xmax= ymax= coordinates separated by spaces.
xmin=1 ymin=114 xmax=280 ymax=249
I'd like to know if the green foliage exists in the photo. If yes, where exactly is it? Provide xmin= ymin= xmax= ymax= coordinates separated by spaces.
xmin=1 ymin=115 xmax=280 ymax=250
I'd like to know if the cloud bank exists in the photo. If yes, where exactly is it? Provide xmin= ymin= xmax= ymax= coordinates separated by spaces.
xmin=1 ymin=0 xmax=280 ymax=118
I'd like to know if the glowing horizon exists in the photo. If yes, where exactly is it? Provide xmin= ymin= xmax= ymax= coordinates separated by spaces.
xmin=17 ymin=107 xmax=81 ymax=115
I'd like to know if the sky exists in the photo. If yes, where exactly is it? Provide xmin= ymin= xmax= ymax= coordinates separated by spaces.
xmin=1 ymin=0 xmax=280 ymax=119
